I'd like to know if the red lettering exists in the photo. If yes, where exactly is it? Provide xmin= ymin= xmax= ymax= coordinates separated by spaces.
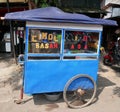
xmin=54 ymin=43 xmax=58 ymax=48
xmin=49 ymin=43 xmax=58 ymax=49
xmin=49 ymin=43 xmax=54 ymax=48
xmin=83 ymin=36 xmax=88 ymax=41
xmin=71 ymin=44 xmax=75 ymax=49
xmin=77 ymin=44 xmax=81 ymax=49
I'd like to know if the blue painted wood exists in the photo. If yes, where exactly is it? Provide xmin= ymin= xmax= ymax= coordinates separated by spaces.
xmin=24 ymin=59 xmax=99 ymax=94
xmin=23 ymin=26 xmax=102 ymax=94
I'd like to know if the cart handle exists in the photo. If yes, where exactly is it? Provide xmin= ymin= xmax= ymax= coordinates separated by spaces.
xmin=18 ymin=54 xmax=24 ymax=65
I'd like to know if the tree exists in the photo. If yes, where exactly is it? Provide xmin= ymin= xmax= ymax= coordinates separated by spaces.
xmin=28 ymin=0 xmax=59 ymax=9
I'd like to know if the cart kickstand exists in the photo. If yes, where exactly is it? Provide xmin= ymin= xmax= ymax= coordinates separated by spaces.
xmin=14 ymin=87 xmax=24 ymax=104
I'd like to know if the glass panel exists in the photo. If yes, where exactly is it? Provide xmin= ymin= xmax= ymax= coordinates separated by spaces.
xmin=64 ymin=31 xmax=99 ymax=54
xmin=28 ymin=29 xmax=61 ymax=54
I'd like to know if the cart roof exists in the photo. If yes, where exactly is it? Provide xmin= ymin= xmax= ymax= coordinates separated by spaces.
xmin=5 ymin=7 xmax=117 ymax=26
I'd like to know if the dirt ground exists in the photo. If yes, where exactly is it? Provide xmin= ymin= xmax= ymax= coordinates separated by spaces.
xmin=0 ymin=53 xmax=120 ymax=112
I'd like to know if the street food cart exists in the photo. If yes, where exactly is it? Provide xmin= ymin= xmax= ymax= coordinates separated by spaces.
xmin=5 ymin=7 xmax=117 ymax=108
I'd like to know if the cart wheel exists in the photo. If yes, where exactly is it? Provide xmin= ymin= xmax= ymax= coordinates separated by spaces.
xmin=63 ymin=74 xmax=97 ymax=109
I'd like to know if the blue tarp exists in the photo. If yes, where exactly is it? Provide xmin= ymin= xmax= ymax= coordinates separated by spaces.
xmin=5 ymin=7 xmax=117 ymax=26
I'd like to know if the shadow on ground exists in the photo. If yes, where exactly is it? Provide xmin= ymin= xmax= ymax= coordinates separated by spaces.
xmin=98 ymin=63 xmax=109 ymax=73
xmin=113 ymin=86 xmax=120 ymax=97
xmin=0 ymin=53 xmax=15 ymax=68
xmin=6 ymin=70 xmax=22 ymax=90
xmin=95 ymin=74 xmax=116 ymax=101
xmin=99 ymin=58 xmax=120 ymax=77
xmin=112 ymin=66 xmax=120 ymax=97
xmin=33 ymin=93 xmax=64 ymax=111
xmin=0 ymin=53 xmax=22 ymax=90
xmin=98 ymin=62 xmax=120 ymax=97
xmin=111 ymin=65 xmax=120 ymax=77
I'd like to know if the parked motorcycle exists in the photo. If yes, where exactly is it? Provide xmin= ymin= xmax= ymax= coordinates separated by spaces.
xmin=103 ymin=37 xmax=120 ymax=66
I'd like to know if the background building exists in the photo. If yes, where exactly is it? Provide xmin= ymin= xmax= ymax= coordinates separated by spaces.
xmin=0 ymin=0 xmax=119 ymax=54
xmin=100 ymin=0 xmax=120 ymax=49
xmin=0 ymin=0 xmax=28 ymax=53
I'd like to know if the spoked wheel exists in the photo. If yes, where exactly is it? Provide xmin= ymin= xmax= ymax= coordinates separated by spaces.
xmin=63 ymin=74 xmax=97 ymax=109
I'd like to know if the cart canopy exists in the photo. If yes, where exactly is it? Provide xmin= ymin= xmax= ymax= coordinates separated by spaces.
xmin=5 ymin=7 xmax=117 ymax=26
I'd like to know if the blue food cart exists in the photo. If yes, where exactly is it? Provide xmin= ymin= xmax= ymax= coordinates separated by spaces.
xmin=5 ymin=7 xmax=117 ymax=108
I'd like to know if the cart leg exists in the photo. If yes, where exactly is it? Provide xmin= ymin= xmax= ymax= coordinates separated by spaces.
xmin=20 ymin=87 xmax=23 ymax=100
xmin=14 ymin=87 xmax=24 ymax=104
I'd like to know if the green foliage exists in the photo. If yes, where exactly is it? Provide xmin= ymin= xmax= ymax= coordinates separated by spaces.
xmin=32 ymin=0 xmax=59 ymax=8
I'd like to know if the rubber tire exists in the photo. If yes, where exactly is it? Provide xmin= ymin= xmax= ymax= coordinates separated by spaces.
xmin=63 ymin=74 xmax=97 ymax=109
